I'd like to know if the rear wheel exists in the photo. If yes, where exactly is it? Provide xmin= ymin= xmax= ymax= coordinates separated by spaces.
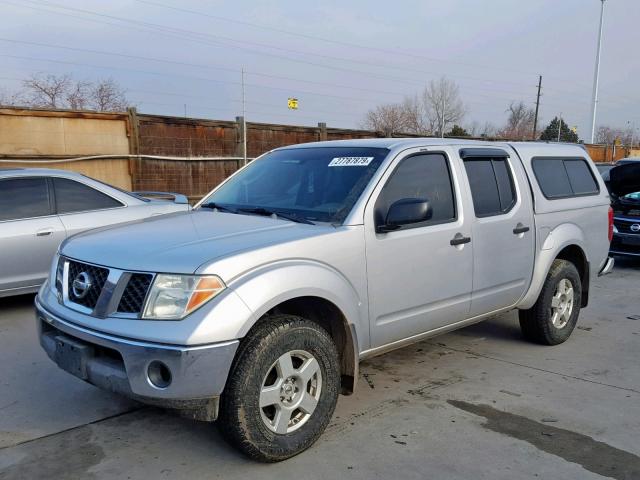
xmin=519 ymin=259 xmax=582 ymax=345
xmin=218 ymin=314 xmax=340 ymax=462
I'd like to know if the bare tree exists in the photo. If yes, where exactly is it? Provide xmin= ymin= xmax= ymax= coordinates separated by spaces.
xmin=500 ymin=101 xmax=536 ymax=140
xmin=90 ymin=78 xmax=128 ymax=112
xmin=398 ymin=95 xmax=426 ymax=134
xmin=22 ymin=73 xmax=72 ymax=108
xmin=362 ymin=103 xmax=410 ymax=136
xmin=595 ymin=125 xmax=634 ymax=145
xmin=422 ymin=77 xmax=465 ymax=136
xmin=66 ymin=80 xmax=92 ymax=110
xmin=14 ymin=73 xmax=129 ymax=111
xmin=0 ymin=88 xmax=24 ymax=107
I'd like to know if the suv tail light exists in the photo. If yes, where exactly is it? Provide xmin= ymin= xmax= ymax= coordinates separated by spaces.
xmin=608 ymin=206 xmax=614 ymax=243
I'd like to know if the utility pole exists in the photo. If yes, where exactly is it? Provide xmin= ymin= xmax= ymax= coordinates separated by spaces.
xmin=241 ymin=67 xmax=247 ymax=166
xmin=184 ymin=103 xmax=192 ymax=158
xmin=440 ymin=94 xmax=446 ymax=139
xmin=533 ymin=75 xmax=542 ymax=140
xmin=557 ymin=113 xmax=563 ymax=142
xmin=590 ymin=0 xmax=606 ymax=144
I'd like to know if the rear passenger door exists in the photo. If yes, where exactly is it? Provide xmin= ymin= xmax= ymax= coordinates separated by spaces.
xmin=0 ymin=177 xmax=66 ymax=292
xmin=460 ymin=148 xmax=535 ymax=316
xmin=52 ymin=177 xmax=127 ymax=236
xmin=365 ymin=150 xmax=473 ymax=347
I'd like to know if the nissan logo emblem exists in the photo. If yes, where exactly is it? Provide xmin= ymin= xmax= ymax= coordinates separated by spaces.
xmin=631 ymin=224 xmax=640 ymax=233
xmin=72 ymin=272 xmax=93 ymax=299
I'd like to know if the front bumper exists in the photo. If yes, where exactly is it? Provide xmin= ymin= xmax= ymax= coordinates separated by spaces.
xmin=36 ymin=295 xmax=239 ymax=418
xmin=610 ymin=232 xmax=640 ymax=256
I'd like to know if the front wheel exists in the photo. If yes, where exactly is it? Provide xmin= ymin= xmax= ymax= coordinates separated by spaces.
xmin=218 ymin=314 xmax=340 ymax=462
xmin=519 ymin=259 xmax=582 ymax=345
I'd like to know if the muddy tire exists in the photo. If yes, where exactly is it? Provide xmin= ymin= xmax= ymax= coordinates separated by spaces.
xmin=218 ymin=314 xmax=340 ymax=462
xmin=519 ymin=259 xmax=582 ymax=345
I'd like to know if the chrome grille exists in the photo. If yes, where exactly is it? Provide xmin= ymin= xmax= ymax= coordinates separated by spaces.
xmin=67 ymin=260 xmax=109 ymax=309
xmin=117 ymin=274 xmax=153 ymax=314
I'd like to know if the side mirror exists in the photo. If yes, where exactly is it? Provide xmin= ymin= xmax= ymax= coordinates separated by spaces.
xmin=377 ymin=198 xmax=432 ymax=233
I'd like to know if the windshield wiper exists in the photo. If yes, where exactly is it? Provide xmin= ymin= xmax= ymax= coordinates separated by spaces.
xmin=237 ymin=207 xmax=315 ymax=225
xmin=200 ymin=202 xmax=238 ymax=213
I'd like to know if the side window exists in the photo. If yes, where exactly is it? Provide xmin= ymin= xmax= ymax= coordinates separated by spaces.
xmin=0 ymin=177 xmax=51 ymax=221
xmin=564 ymin=159 xmax=599 ymax=195
xmin=532 ymin=157 xmax=599 ymax=199
xmin=463 ymin=157 xmax=516 ymax=217
xmin=53 ymin=178 xmax=123 ymax=214
xmin=375 ymin=153 xmax=456 ymax=229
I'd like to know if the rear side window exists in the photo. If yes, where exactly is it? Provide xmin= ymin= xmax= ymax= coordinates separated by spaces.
xmin=375 ymin=153 xmax=456 ymax=228
xmin=463 ymin=157 xmax=516 ymax=217
xmin=0 ymin=177 xmax=51 ymax=221
xmin=53 ymin=178 xmax=123 ymax=214
xmin=532 ymin=157 xmax=599 ymax=199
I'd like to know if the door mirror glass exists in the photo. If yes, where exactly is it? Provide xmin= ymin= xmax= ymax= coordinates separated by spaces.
xmin=377 ymin=198 xmax=431 ymax=233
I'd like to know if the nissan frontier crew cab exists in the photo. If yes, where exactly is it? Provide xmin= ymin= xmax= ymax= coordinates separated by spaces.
xmin=36 ymin=139 xmax=617 ymax=462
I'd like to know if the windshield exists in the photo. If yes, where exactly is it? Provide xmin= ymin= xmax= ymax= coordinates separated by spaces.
xmin=199 ymin=147 xmax=389 ymax=223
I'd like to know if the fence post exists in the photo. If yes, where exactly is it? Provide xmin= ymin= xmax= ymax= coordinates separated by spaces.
xmin=127 ymin=107 xmax=140 ymax=155
xmin=127 ymin=107 xmax=140 ymax=191
xmin=235 ymin=116 xmax=246 ymax=163
xmin=318 ymin=122 xmax=327 ymax=141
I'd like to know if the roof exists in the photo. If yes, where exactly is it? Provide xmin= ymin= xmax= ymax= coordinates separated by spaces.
xmin=0 ymin=167 xmax=85 ymax=178
xmin=276 ymin=138 xmax=587 ymax=152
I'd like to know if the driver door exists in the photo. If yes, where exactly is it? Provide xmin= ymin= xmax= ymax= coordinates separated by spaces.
xmin=365 ymin=150 xmax=473 ymax=348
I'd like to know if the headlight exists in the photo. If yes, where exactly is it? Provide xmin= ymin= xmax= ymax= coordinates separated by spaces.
xmin=142 ymin=274 xmax=226 ymax=320
xmin=50 ymin=253 xmax=63 ymax=300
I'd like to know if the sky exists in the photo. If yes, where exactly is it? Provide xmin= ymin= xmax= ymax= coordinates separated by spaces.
xmin=1 ymin=0 xmax=638 ymax=140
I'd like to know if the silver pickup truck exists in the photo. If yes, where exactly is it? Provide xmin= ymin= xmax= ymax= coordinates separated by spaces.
xmin=36 ymin=139 xmax=616 ymax=462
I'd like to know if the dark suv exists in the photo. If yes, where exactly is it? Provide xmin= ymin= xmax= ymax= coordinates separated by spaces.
xmin=609 ymin=159 xmax=640 ymax=257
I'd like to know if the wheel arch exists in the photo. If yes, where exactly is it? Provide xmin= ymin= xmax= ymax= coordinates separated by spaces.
xmin=229 ymin=261 xmax=366 ymax=395
xmin=519 ymin=223 xmax=590 ymax=309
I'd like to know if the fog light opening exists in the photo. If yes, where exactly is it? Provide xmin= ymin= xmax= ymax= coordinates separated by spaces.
xmin=147 ymin=361 xmax=172 ymax=389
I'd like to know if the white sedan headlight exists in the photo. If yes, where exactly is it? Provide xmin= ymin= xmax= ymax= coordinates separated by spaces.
xmin=142 ymin=274 xmax=226 ymax=320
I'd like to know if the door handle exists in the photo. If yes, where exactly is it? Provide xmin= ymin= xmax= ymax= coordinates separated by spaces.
xmin=36 ymin=228 xmax=53 ymax=237
xmin=513 ymin=223 xmax=530 ymax=235
xmin=450 ymin=233 xmax=471 ymax=246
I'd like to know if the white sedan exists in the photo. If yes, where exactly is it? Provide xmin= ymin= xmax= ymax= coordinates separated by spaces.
xmin=0 ymin=167 xmax=190 ymax=297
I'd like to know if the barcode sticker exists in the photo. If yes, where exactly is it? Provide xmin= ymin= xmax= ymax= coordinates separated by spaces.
xmin=328 ymin=156 xmax=374 ymax=167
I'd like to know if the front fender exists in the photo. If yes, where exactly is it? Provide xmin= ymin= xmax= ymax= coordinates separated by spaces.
xmin=518 ymin=223 xmax=588 ymax=310
xmin=229 ymin=260 xmax=367 ymax=351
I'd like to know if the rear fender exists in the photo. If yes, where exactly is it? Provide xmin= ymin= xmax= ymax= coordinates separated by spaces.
xmin=518 ymin=223 xmax=587 ymax=309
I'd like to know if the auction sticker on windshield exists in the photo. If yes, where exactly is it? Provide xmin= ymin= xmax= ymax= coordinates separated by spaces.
xmin=328 ymin=157 xmax=374 ymax=167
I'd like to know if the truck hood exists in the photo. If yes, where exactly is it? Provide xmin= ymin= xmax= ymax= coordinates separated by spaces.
xmin=61 ymin=210 xmax=332 ymax=274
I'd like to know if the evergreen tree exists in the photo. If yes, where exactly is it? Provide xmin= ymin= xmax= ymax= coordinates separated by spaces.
xmin=539 ymin=117 xmax=579 ymax=143
xmin=446 ymin=124 xmax=469 ymax=137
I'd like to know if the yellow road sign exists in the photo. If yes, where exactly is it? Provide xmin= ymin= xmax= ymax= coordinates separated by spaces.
xmin=288 ymin=98 xmax=299 ymax=110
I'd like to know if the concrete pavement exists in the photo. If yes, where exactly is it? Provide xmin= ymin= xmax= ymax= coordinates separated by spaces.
xmin=1 ymin=258 xmax=639 ymax=479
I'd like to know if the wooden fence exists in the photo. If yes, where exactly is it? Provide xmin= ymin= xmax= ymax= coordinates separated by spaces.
xmin=2 ymin=106 xmax=633 ymax=201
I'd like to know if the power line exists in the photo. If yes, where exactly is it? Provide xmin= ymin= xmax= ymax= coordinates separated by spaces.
xmin=0 ymin=54 xmax=397 ymax=104
xmin=132 ymin=0 xmax=593 ymax=84
xmin=4 ymin=0 xmax=568 ymax=95
xmin=6 ymin=36 xmax=625 ymax=109
xmin=0 ymin=38 xmax=409 ymax=99
xmin=27 ymin=0 xmax=640 ymax=105
xmin=6 ymin=0 xmax=636 ymax=110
